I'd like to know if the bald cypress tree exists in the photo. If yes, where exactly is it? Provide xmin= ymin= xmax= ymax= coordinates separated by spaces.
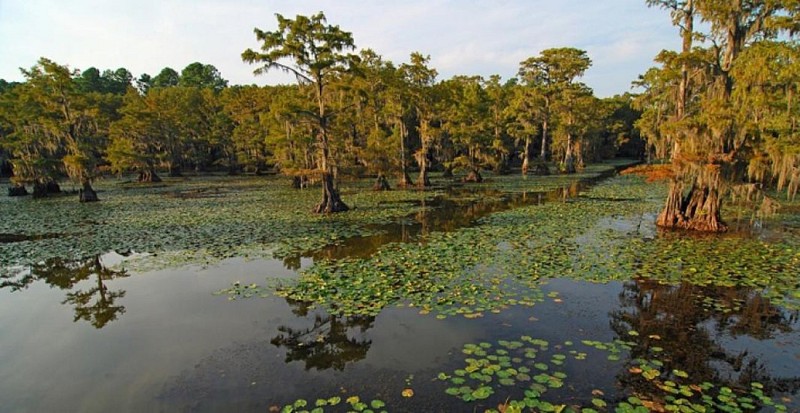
xmin=243 ymin=12 xmax=357 ymax=213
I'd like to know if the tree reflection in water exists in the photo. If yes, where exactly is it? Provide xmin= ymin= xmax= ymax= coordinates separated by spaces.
xmin=1 ymin=255 xmax=129 ymax=329
xmin=610 ymin=279 xmax=800 ymax=404
xmin=271 ymin=299 xmax=374 ymax=371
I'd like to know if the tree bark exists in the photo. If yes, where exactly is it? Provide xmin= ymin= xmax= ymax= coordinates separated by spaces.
xmin=137 ymin=170 xmax=162 ymax=183
xmin=563 ymin=134 xmax=576 ymax=174
xmin=33 ymin=180 xmax=61 ymax=198
xmin=681 ymin=169 xmax=726 ymax=232
xmin=79 ymin=181 xmax=99 ymax=203
xmin=292 ymin=175 xmax=309 ymax=189
xmin=522 ymin=135 xmax=531 ymax=175
xmin=417 ymin=159 xmax=430 ymax=187
xmin=656 ymin=181 xmax=687 ymax=228
xmin=398 ymin=120 xmax=414 ymax=188
xmin=314 ymin=172 xmax=349 ymax=213
xmin=397 ymin=172 xmax=414 ymax=188
xmin=33 ymin=182 xmax=48 ymax=198
xmin=540 ymin=109 xmax=549 ymax=160
xmin=416 ymin=119 xmax=432 ymax=187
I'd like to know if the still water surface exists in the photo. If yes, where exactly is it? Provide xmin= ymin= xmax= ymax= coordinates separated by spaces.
xmin=1 ymin=173 xmax=798 ymax=412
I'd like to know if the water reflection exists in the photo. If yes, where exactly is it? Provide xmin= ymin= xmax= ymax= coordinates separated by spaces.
xmin=271 ymin=299 xmax=374 ymax=371
xmin=609 ymin=279 xmax=800 ymax=402
xmin=299 ymin=190 xmax=549 ymax=263
xmin=1 ymin=256 xmax=129 ymax=329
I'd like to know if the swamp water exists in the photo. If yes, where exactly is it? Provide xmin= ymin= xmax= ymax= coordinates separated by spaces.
xmin=0 ymin=163 xmax=798 ymax=412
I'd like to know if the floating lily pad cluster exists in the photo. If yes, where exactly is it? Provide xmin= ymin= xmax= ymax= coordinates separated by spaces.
xmin=273 ymin=227 xmax=548 ymax=317
xmin=567 ymin=221 xmax=800 ymax=311
xmin=213 ymin=280 xmax=271 ymax=300
xmin=437 ymin=335 xmax=787 ymax=413
xmin=271 ymin=174 xmax=800 ymax=319
xmin=0 ymin=175 xmax=440 ymax=272
xmin=278 ymin=395 xmax=387 ymax=413
xmin=438 ymin=336 xmax=573 ymax=409
xmin=1 ymin=164 xmax=627 ymax=275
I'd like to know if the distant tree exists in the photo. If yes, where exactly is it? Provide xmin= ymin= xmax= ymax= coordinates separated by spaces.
xmin=109 ymin=86 xmax=225 ymax=180
xmin=265 ymin=85 xmax=317 ymax=186
xmin=2 ymin=58 xmax=103 ymax=201
xmin=243 ymin=12 xmax=359 ymax=213
xmin=506 ymin=81 xmax=543 ymax=175
xmin=443 ymin=75 xmax=491 ymax=182
xmin=550 ymin=83 xmax=603 ymax=172
xmin=484 ymin=75 xmax=514 ymax=174
xmin=179 ymin=62 xmax=228 ymax=91
xmin=107 ymin=89 xmax=164 ymax=182
xmin=101 ymin=68 xmax=133 ymax=95
xmin=602 ymin=94 xmax=644 ymax=159
xmin=221 ymin=85 xmax=272 ymax=174
xmin=337 ymin=49 xmax=397 ymax=190
xmin=151 ymin=67 xmax=180 ymax=88
xmin=400 ymin=52 xmax=440 ymax=187
xmin=519 ymin=48 xmax=592 ymax=174
xmin=76 ymin=67 xmax=104 ymax=93
xmin=135 ymin=73 xmax=152 ymax=94
xmin=383 ymin=60 xmax=415 ymax=187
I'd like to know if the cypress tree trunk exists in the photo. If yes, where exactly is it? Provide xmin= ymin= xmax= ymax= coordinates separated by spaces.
xmin=397 ymin=172 xmax=414 ymax=188
xmin=522 ymin=135 xmax=531 ymax=176
xmin=656 ymin=181 xmax=686 ymax=228
xmin=656 ymin=0 xmax=729 ymax=233
xmin=681 ymin=168 xmax=726 ymax=232
xmin=416 ymin=120 xmax=432 ymax=188
xmin=33 ymin=182 xmax=48 ymax=198
xmin=79 ymin=181 xmax=99 ymax=203
xmin=656 ymin=178 xmax=727 ymax=233
xmin=314 ymin=172 xmax=348 ymax=213
xmin=397 ymin=120 xmax=415 ymax=188
xmin=33 ymin=180 xmax=60 ymax=198
xmin=563 ymin=135 xmax=576 ymax=174
xmin=137 ymin=169 xmax=162 ymax=183
xmin=416 ymin=148 xmax=431 ymax=187
xmin=292 ymin=175 xmax=309 ymax=189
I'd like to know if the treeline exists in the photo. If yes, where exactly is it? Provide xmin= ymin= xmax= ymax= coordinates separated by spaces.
xmin=0 ymin=15 xmax=642 ymax=207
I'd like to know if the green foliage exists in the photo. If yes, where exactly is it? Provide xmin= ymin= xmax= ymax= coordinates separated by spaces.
xmin=178 ymin=62 xmax=228 ymax=91
xmin=640 ymin=0 xmax=800 ymax=229
xmin=0 ymin=58 xmax=107 ymax=191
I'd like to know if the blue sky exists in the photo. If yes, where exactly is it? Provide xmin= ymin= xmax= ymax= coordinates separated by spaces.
xmin=0 ymin=0 xmax=679 ymax=97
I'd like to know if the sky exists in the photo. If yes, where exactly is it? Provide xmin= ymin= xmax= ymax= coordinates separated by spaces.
xmin=0 ymin=0 xmax=680 ymax=97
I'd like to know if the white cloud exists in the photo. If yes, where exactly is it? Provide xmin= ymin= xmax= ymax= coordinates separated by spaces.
xmin=0 ymin=0 xmax=680 ymax=96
